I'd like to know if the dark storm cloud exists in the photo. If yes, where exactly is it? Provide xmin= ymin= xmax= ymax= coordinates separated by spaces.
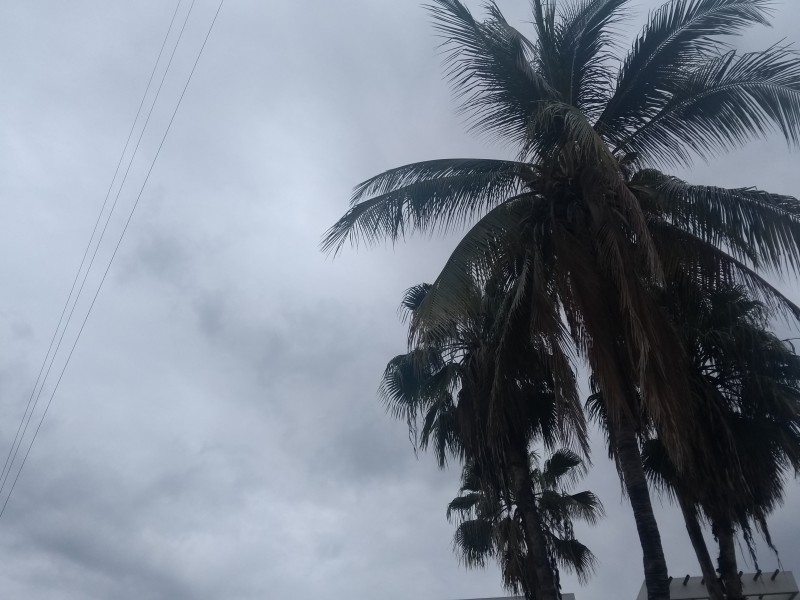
xmin=0 ymin=1 xmax=799 ymax=599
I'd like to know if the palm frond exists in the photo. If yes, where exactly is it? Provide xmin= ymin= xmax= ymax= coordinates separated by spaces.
xmin=399 ymin=283 xmax=433 ymax=321
xmin=548 ymin=536 xmax=598 ymax=583
xmin=554 ymin=0 xmax=632 ymax=117
xmin=426 ymin=0 xmax=559 ymax=146
xmin=641 ymin=437 xmax=680 ymax=501
xmin=447 ymin=492 xmax=483 ymax=520
xmin=540 ymin=448 xmax=586 ymax=488
xmin=379 ymin=350 xmax=439 ymax=422
xmin=453 ymin=519 xmax=496 ymax=567
xmin=649 ymin=219 xmax=800 ymax=322
xmin=563 ymin=490 xmax=606 ymax=524
xmin=618 ymin=44 xmax=800 ymax=165
xmin=409 ymin=197 xmax=532 ymax=344
xmin=598 ymin=0 xmax=773 ymax=143
xmin=322 ymin=159 xmax=532 ymax=254
xmin=420 ymin=391 xmax=461 ymax=467
xmin=633 ymin=169 xmax=800 ymax=274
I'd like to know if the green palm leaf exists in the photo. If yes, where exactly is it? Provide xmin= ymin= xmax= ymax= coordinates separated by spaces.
xmin=598 ymin=0 xmax=773 ymax=142
xmin=554 ymin=0 xmax=631 ymax=116
xmin=454 ymin=519 xmax=496 ymax=567
xmin=321 ymin=159 xmax=531 ymax=254
xmin=548 ymin=537 xmax=598 ymax=583
xmin=618 ymin=44 xmax=800 ymax=165
xmin=632 ymin=169 xmax=800 ymax=273
xmin=447 ymin=492 xmax=483 ymax=519
xmin=649 ymin=219 xmax=800 ymax=320
xmin=427 ymin=0 xmax=558 ymax=145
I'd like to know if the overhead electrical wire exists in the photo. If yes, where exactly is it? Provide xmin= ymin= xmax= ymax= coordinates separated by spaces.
xmin=0 ymin=0 xmax=200 ymax=501
xmin=0 ymin=0 xmax=226 ymax=521
xmin=0 ymin=0 xmax=186 ymax=495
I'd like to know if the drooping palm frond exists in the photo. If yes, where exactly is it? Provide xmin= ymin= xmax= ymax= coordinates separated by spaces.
xmin=446 ymin=492 xmax=484 ymax=520
xmin=454 ymin=518 xmax=496 ymax=567
xmin=641 ymin=437 xmax=680 ymax=501
xmin=562 ymin=490 xmax=606 ymax=525
xmin=404 ymin=210 xmax=590 ymax=456
xmin=426 ymin=0 xmax=559 ymax=146
xmin=632 ymin=169 xmax=800 ymax=274
xmin=379 ymin=346 xmax=463 ymax=463
xmin=648 ymin=219 xmax=800 ymax=321
xmin=548 ymin=537 xmax=598 ymax=584
xmin=618 ymin=44 xmax=800 ymax=165
xmin=321 ymin=159 xmax=532 ymax=253
xmin=407 ymin=197 xmax=532 ymax=342
xmin=598 ymin=0 xmax=773 ymax=144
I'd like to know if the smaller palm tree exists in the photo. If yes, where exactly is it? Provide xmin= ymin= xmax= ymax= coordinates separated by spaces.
xmin=447 ymin=449 xmax=602 ymax=597
xmin=641 ymin=284 xmax=800 ymax=600
xmin=381 ymin=279 xmax=588 ymax=600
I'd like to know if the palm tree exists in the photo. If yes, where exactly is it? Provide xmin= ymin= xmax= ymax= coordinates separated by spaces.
xmin=381 ymin=280 xmax=587 ymax=600
xmin=642 ymin=284 xmax=800 ymax=600
xmin=325 ymin=2 xmax=800 ymax=598
xmin=448 ymin=450 xmax=602 ymax=597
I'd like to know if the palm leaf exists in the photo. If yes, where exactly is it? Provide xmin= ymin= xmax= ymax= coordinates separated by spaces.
xmin=649 ymin=219 xmax=800 ymax=321
xmin=540 ymin=448 xmax=585 ymax=488
xmin=426 ymin=0 xmax=559 ymax=146
xmin=453 ymin=519 xmax=496 ymax=567
xmin=399 ymin=283 xmax=433 ymax=321
xmin=554 ymin=0 xmax=631 ymax=117
xmin=618 ymin=44 xmax=800 ymax=165
xmin=322 ymin=159 xmax=532 ymax=253
xmin=409 ymin=197 xmax=533 ymax=344
xmin=597 ymin=0 xmax=773 ymax=143
xmin=447 ymin=492 xmax=483 ymax=520
xmin=632 ymin=169 xmax=800 ymax=274
xmin=562 ymin=490 xmax=606 ymax=524
xmin=548 ymin=536 xmax=598 ymax=583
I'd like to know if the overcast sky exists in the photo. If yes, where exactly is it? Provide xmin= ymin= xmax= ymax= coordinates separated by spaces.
xmin=1 ymin=1 xmax=799 ymax=599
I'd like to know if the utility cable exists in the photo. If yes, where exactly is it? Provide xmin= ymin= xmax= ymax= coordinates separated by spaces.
xmin=0 ymin=0 xmax=226 ymax=521
xmin=0 ymin=0 xmax=184 ymax=491
xmin=0 ymin=0 xmax=197 ymax=500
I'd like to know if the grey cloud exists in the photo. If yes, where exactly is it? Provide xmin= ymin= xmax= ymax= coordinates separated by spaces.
xmin=0 ymin=1 xmax=799 ymax=599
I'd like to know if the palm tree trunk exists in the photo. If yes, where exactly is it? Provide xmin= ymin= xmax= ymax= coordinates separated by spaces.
xmin=507 ymin=445 xmax=559 ymax=600
xmin=677 ymin=494 xmax=725 ymax=600
xmin=714 ymin=519 xmax=744 ymax=600
xmin=615 ymin=416 xmax=671 ymax=600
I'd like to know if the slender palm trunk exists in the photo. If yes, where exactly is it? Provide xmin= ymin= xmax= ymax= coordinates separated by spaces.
xmin=507 ymin=445 xmax=559 ymax=600
xmin=714 ymin=519 xmax=744 ymax=600
xmin=615 ymin=416 xmax=671 ymax=600
xmin=677 ymin=494 xmax=725 ymax=600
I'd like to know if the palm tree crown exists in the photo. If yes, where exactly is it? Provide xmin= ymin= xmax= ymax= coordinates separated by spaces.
xmin=448 ymin=450 xmax=602 ymax=595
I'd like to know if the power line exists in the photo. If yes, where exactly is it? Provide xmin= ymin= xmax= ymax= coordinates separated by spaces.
xmin=0 ymin=0 xmax=185 ymax=495
xmin=0 ymin=0 xmax=201 ymax=500
xmin=0 ymin=0 xmax=196 ymax=500
xmin=0 ymin=0 xmax=225 ymax=520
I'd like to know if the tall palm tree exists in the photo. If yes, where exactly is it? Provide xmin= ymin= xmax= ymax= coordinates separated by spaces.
xmin=325 ymin=2 xmax=800 ymax=598
xmin=381 ymin=279 xmax=587 ymax=600
xmin=642 ymin=285 xmax=800 ymax=600
xmin=448 ymin=450 xmax=602 ymax=597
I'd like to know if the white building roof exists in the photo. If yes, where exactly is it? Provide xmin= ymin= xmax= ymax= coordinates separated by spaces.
xmin=635 ymin=571 xmax=798 ymax=600
xmin=457 ymin=595 xmax=575 ymax=600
